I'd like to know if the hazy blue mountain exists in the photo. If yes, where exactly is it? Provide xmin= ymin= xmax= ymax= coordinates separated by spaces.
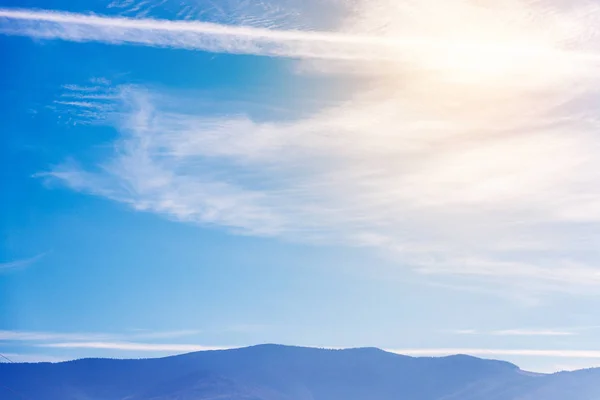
xmin=0 ymin=344 xmax=598 ymax=399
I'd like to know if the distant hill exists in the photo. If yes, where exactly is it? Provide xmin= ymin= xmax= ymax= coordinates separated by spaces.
xmin=1 ymin=344 xmax=599 ymax=399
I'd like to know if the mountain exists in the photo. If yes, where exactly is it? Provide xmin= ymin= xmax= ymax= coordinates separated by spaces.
xmin=1 ymin=344 xmax=599 ymax=399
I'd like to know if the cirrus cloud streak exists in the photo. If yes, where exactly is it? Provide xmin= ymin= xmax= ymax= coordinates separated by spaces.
xmin=13 ymin=0 xmax=600 ymax=294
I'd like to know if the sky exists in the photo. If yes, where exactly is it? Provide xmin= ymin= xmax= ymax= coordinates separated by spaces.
xmin=3 ymin=0 xmax=600 ymax=373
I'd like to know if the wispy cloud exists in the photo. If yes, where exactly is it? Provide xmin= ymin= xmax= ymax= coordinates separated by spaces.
xmin=388 ymin=348 xmax=600 ymax=360
xmin=10 ymin=0 xmax=600 ymax=294
xmin=450 ymin=329 xmax=577 ymax=337
xmin=0 ymin=8 xmax=401 ymax=61
xmin=131 ymin=330 xmax=202 ymax=339
xmin=39 ymin=341 xmax=227 ymax=352
xmin=42 ymin=75 xmax=600 ymax=293
xmin=0 ymin=353 xmax=68 ymax=363
xmin=105 ymin=0 xmax=326 ymax=28
xmin=493 ymin=330 xmax=576 ymax=337
xmin=50 ymin=81 xmax=120 ymax=125
xmin=0 ymin=253 xmax=46 ymax=273
xmin=0 ymin=330 xmax=111 ymax=342
xmin=0 ymin=329 xmax=201 ymax=342
xmin=1 ymin=4 xmax=599 ymax=66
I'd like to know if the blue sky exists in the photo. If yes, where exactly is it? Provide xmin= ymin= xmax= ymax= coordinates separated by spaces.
xmin=3 ymin=0 xmax=600 ymax=373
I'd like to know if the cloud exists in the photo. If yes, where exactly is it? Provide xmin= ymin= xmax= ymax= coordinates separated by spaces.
xmin=0 ymin=329 xmax=201 ymax=342
xmin=490 ymin=330 xmax=576 ymax=337
xmin=105 ymin=0 xmax=332 ymax=29
xmin=1 ymin=3 xmax=600 ymax=68
xmin=13 ymin=0 xmax=600 ymax=294
xmin=0 ymin=7 xmax=401 ymax=61
xmin=0 ymin=353 xmax=68 ymax=363
xmin=43 ymin=74 xmax=600 ymax=293
xmin=0 ymin=330 xmax=111 ymax=342
xmin=451 ymin=329 xmax=576 ymax=337
xmin=39 ymin=341 xmax=228 ymax=352
xmin=0 ymin=253 xmax=46 ymax=273
xmin=131 ymin=330 xmax=202 ymax=339
xmin=388 ymin=348 xmax=600 ymax=360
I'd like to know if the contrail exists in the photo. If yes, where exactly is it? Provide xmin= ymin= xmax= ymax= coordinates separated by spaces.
xmin=0 ymin=8 xmax=407 ymax=60
xmin=1 ymin=8 xmax=592 ymax=65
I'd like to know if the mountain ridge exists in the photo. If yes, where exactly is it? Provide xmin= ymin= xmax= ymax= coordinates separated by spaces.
xmin=24 ymin=344 xmax=521 ymax=369
xmin=1 ymin=344 xmax=598 ymax=399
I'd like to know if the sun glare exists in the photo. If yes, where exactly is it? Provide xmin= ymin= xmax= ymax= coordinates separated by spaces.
xmin=347 ymin=0 xmax=589 ymax=85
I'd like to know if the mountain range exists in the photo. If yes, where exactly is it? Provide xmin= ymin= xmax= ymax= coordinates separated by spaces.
xmin=1 ymin=344 xmax=599 ymax=399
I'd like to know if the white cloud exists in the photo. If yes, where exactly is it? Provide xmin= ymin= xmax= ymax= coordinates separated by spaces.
xmin=39 ymin=341 xmax=228 ymax=352
xmin=0 ymin=253 xmax=46 ymax=272
xmin=450 ymin=329 xmax=576 ymax=337
xmin=0 ymin=329 xmax=201 ymax=342
xmin=1 ymin=2 xmax=600 ymax=69
xmin=105 ymin=0 xmax=334 ymax=29
xmin=0 ymin=330 xmax=111 ymax=342
xmin=388 ymin=348 xmax=600 ymax=360
xmin=0 ymin=7 xmax=400 ymax=61
xmin=43 ymin=74 xmax=600 ymax=293
xmin=490 ymin=330 xmax=576 ymax=337
xmin=0 ymin=353 xmax=68 ymax=363
xmin=9 ymin=0 xmax=600 ymax=293
xmin=132 ymin=330 xmax=202 ymax=339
